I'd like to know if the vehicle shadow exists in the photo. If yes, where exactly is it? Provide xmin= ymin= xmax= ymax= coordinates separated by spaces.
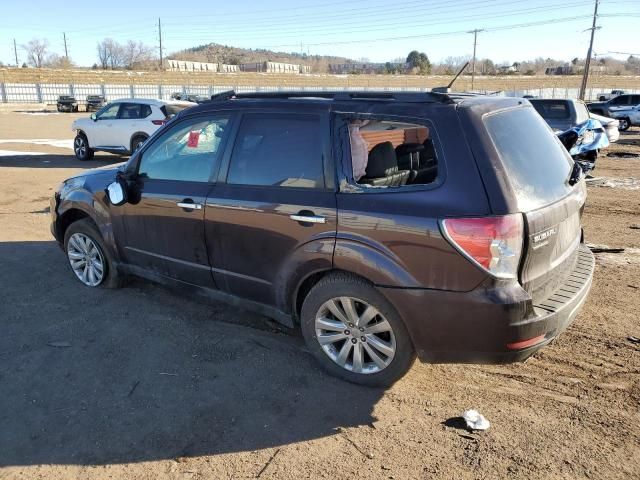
xmin=0 ymin=153 xmax=125 ymax=169
xmin=0 ymin=240 xmax=383 ymax=467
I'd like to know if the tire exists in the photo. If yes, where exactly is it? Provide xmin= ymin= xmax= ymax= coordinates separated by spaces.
xmin=300 ymin=272 xmax=416 ymax=387
xmin=618 ymin=118 xmax=631 ymax=131
xmin=63 ymin=218 xmax=122 ymax=289
xmin=73 ymin=134 xmax=94 ymax=161
xmin=130 ymin=135 xmax=147 ymax=154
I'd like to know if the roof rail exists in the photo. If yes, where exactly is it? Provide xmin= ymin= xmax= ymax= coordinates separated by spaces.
xmin=209 ymin=90 xmax=457 ymax=104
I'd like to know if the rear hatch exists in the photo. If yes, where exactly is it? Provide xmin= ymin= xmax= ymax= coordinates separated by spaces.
xmin=479 ymin=104 xmax=586 ymax=305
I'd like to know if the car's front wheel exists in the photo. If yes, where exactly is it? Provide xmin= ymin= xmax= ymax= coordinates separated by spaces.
xmin=73 ymin=134 xmax=94 ymax=161
xmin=618 ymin=117 xmax=631 ymax=131
xmin=64 ymin=219 xmax=121 ymax=288
xmin=301 ymin=273 xmax=416 ymax=387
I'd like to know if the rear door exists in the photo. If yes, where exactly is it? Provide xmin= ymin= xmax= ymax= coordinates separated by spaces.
xmin=116 ymin=102 xmax=153 ymax=150
xmin=481 ymin=106 xmax=585 ymax=304
xmin=116 ymin=112 xmax=232 ymax=286
xmin=204 ymin=110 xmax=336 ymax=308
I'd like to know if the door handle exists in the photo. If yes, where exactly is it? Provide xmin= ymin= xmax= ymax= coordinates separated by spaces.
xmin=289 ymin=213 xmax=326 ymax=224
xmin=177 ymin=201 xmax=203 ymax=210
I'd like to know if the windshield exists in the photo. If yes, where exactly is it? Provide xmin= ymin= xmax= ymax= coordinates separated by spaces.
xmin=484 ymin=106 xmax=574 ymax=211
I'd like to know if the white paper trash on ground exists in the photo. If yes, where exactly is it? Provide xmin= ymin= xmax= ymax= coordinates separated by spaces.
xmin=462 ymin=409 xmax=490 ymax=431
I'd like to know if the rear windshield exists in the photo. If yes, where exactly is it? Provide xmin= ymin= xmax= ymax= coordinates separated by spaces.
xmin=530 ymin=100 xmax=570 ymax=120
xmin=161 ymin=104 xmax=192 ymax=118
xmin=484 ymin=107 xmax=573 ymax=211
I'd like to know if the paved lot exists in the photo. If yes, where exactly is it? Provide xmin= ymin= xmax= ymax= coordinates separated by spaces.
xmin=0 ymin=110 xmax=639 ymax=479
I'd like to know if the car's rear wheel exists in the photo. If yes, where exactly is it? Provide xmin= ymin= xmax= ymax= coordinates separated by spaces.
xmin=301 ymin=273 xmax=415 ymax=387
xmin=130 ymin=135 xmax=147 ymax=154
xmin=63 ymin=219 xmax=121 ymax=288
xmin=74 ymin=134 xmax=94 ymax=161
xmin=618 ymin=118 xmax=631 ymax=131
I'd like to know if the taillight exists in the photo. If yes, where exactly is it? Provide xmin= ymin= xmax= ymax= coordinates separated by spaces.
xmin=151 ymin=119 xmax=166 ymax=126
xmin=441 ymin=214 xmax=524 ymax=279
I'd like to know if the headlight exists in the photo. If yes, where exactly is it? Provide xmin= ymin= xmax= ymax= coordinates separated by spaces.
xmin=582 ymin=130 xmax=595 ymax=144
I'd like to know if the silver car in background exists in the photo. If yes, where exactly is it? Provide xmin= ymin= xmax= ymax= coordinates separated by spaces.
xmin=530 ymin=98 xmax=619 ymax=143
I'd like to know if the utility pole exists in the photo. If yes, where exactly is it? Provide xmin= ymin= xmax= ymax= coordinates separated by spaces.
xmin=158 ymin=18 xmax=163 ymax=70
xmin=63 ymin=32 xmax=69 ymax=58
xmin=579 ymin=0 xmax=599 ymax=100
xmin=468 ymin=29 xmax=484 ymax=91
xmin=13 ymin=38 xmax=19 ymax=67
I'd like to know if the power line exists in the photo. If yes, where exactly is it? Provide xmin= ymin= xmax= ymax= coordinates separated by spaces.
xmin=256 ymin=14 xmax=596 ymax=49
xmin=164 ymin=0 xmax=594 ymax=39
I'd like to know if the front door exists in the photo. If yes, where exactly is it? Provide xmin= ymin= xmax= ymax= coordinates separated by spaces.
xmin=116 ymin=113 xmax=232 ymax=286
xmin=91 ymin=102 xmax=121 ymax=147
xmin=205 ymin=111 xmax=337 ymax=307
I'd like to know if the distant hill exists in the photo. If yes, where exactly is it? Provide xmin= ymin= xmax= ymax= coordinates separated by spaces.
xmin=168 ymin=43 xmax=352 ymax=72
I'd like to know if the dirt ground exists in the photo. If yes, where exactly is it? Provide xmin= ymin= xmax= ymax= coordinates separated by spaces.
xmin=0 ymin=110 xmax=638 ymax=480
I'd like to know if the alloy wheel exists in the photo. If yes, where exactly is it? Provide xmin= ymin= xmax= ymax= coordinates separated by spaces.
xmin=74 ymin=136 xmax=87 ymax=158
xmin=315 ymin=296 xmax=396 ymax=374
xmin=67 ymin=233 xmax=105 ymax=287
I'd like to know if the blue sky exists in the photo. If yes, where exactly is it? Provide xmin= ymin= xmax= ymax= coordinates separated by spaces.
xmin=1 ymin=0 xmax=639 ymax=67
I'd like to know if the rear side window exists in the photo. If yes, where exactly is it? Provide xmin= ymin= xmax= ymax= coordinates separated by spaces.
xmin=140 ymin=104 xmax=152 ymax=118
xmin=484 ymin=107 xmax=573 ymax=211
xmin=531 ymin=101 xmax=570 ymax=120
xmin=227 ymin=114 xmax=324 ymax=188
xmin=609 ymin=96 xmax=629 ymax=105
xmin=118 ymin=103 xmax=142 ymax=119
xmin=574 ymin=102 xmax=590 ymax=123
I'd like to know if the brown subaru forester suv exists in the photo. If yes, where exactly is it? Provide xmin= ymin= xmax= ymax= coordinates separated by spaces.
xmin=51 ymin=91 xmax=594 ymax=386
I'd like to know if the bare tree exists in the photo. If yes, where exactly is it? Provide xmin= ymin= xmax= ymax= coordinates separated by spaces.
xmin=46 ymin=54 xmax=74 ymax=69
xmin=96 ymin=40 xmax=110 ymax=69
xmin=96 ymin=38 xmax=125 ymax=69
xmin=22 ymin=38 xmax=49 ymax=68
xmin=123 ymin=40 xmax=154 ymax=69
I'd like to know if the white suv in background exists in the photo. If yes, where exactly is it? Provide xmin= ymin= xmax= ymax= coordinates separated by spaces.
xmin=71 ymin=99 xmax=195 ymax=160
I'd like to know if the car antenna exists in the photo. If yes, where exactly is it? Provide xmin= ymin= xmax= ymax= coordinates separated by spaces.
xmin=431 ymin=62 xmax=470 ymax=93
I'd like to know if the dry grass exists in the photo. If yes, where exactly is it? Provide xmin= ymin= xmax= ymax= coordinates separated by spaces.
xmin=2 ymin=67 xmax=640 ymax=92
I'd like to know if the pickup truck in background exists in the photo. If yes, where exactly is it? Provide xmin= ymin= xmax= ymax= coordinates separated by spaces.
xmin=597 ymin=89 xmax=625 ymax=101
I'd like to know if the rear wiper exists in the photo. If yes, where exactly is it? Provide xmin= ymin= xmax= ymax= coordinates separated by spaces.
xmin=568 ymin=161 xmax=584 ymax=186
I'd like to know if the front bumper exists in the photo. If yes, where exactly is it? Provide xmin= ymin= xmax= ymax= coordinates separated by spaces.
xmin=380 ymin=244 xmax=595 ymax=364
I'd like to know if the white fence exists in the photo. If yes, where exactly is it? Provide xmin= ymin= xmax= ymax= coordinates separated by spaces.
xmin=1 ymin=82 xmax=639 ymax=104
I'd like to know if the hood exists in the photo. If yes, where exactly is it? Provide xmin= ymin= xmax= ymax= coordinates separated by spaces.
xmin=66 ymin=162 xmax=125 ymax=181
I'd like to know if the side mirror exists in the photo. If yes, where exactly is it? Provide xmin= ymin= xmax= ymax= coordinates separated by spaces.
xmin=106 ymin=177 xmax=128 ymax=206
xmin=90 ymin=113 xmax=97 ymax=121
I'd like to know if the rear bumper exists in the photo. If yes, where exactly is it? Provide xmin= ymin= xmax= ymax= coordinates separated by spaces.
xmin=380 ymin=244 xmax=595 ymax=364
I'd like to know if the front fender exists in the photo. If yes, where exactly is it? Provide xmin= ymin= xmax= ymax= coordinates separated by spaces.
xmin=57 ymin=186 xmax=119 ymax=262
